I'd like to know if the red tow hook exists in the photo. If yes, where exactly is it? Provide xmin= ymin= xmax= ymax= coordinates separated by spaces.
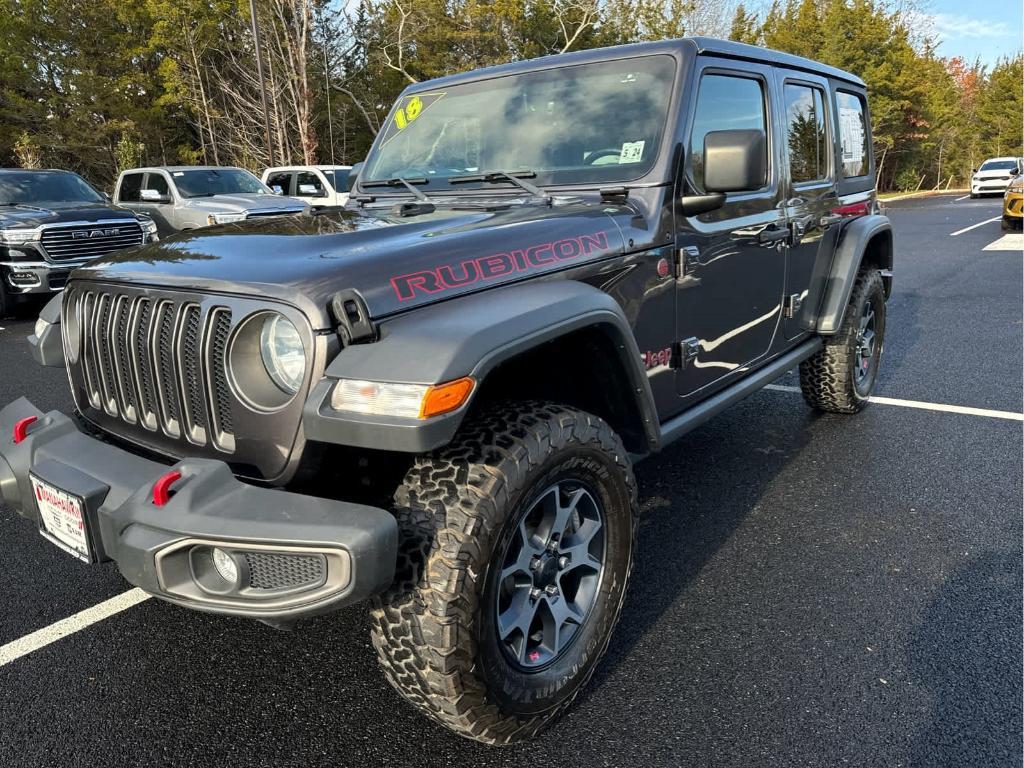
xmin=152 ymin=470 xmax=183 ymax=507
xmin=12 ymin=416 xmax=38 ymax=444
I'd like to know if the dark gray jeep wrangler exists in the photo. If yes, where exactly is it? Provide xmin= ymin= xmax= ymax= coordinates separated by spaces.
xmin=0 ymin=38 xmax=892 ymax=744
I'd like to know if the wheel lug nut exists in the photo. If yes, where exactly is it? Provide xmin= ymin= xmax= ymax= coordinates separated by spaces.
xmin=529 ymin=587 xmax=542 ymax=600
xmin=544 ymin=584 xmax=559 ymax=597
xmin=530 ymin=556 xmax=542 ymax=571
xmin=557 ymin=556 xmax=569 ymax=569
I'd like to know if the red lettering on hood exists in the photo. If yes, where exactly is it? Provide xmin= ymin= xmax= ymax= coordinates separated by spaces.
xmin=390 ymin=230 xmax=609 ymax=301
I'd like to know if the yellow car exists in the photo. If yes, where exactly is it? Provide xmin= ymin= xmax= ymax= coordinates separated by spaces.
xmin=1003 ymin=176 xmax=1023 ymax=230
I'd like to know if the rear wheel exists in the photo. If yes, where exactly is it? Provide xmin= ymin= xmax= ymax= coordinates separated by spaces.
xmin=0 ymin=280 xmax=8 ymax=319
xmin=800 ymin=267 xmax=886 ymax=413
xmin=370 ymin=402 xmax=637 ymax=744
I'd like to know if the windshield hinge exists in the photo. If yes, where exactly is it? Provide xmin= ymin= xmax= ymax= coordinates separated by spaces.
xmin=599 ymin=187 xmax=629 ymax=202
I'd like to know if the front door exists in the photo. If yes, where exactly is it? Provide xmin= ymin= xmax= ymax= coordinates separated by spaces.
xmin=774 ymin=69 xmax=840 ymax=338
xmin=675 ymin=60 xmax=787 ymax=397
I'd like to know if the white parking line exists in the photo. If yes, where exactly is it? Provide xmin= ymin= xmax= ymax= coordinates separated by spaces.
xmin=0 ymin=588 xmax=151 ymax=667
xmin=954 ymin=195 xmax=970 ymax=201
xmin=764 ymin=384 xmax=1023 ymax=421
xmin=950 ymin=216 xmax=1001 ymax=236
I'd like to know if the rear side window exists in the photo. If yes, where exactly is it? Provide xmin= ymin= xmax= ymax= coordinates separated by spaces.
xmin=266 ymin=172 xmax=292 ymax=195
xmin=689 ymin=74 xmax=767 ymax=191
xmin=145 ymin=173 xmax=169 ymax=196
xmin=784 ymin=84 xmax=829 ymax=183
xmin=836 ymin=91 xmax=868 ymax=178
xmin=119 ymin=172 xmax=143 ymax=202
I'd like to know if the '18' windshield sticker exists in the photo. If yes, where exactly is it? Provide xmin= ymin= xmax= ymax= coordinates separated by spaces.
xmin=380 ymin=92 xmax=447 ymax=147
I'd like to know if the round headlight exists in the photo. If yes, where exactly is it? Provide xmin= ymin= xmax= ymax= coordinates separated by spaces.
xmin=259 ymin=314 xmax=305 ymax=394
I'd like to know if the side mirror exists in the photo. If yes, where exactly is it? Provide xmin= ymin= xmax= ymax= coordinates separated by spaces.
xmin=299 ymin=184 xmax=326 ymax=197
xmin=140 ymin=189 xmax=169 ymax=203
xmin=703 ymin=129 xmax=767 ymax=193
xmin=347 ymin=162 xmax=364 ymax=193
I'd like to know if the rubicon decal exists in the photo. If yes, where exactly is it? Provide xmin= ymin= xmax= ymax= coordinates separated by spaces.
xmin=390 ymin=231 xmax=610 ymax=301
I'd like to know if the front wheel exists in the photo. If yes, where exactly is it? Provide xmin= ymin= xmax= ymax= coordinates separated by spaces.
xmin=370 ymin=402 xmax=638 ymax=744
xmin=800 ymin=267 xmax=887 ymax=413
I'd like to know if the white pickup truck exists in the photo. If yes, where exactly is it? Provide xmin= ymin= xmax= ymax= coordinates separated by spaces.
xmin=262 ymin=165 xmax=352 ymax=208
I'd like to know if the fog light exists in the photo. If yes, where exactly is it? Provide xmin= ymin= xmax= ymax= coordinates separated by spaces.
xmin=212 ymin=547 xmax=240 ymax=585
xmin=10 ymin=271 xmax=40 ymax=287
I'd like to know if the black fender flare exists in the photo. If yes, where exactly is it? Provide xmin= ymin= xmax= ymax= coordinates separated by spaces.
xmin=809 ymin=214 xmax=893 ymax=335
xmin=302 ymin=280 xmax=658 ymax=453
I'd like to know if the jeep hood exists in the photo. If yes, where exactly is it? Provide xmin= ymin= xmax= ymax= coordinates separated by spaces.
xmin=182 ymin=193 xmax=307 ymax=213
xmin=73 ymin=201 xmax=630 ymax=329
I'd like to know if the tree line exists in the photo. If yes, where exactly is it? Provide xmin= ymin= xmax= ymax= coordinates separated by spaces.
xmin=0 ymin=0 xmax=1020 ymax=192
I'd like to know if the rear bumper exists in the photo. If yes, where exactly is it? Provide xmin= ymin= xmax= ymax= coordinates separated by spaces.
xmin=0 ymin=398 xmax=397 ymax=622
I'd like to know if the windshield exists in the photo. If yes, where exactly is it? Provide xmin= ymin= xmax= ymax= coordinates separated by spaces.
xmin=363 ymin=55 xmax=676 ymax=190
xmin=980 ymin=160 xmax=1020 ymax=171
xmin=0 ymin=171 xmax=103 ymax=205
xmin=172 ymin=168 xmax=272 ymax=198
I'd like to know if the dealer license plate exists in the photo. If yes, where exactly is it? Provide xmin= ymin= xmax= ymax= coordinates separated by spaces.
xmin=30 ymin=475 xmax=91 ymax=562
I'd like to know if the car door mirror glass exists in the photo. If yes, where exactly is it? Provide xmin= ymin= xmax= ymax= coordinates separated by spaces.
xmin=299 ymin=183 xmax=325 ymax=196
xmin=702 ymin=129 xmax=767 ymax=193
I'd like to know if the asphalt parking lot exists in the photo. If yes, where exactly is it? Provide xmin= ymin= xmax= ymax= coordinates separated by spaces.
xmin=0 ymin=192 xmax=1020 ymax=767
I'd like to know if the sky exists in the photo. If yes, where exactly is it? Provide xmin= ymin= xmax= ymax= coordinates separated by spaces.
xmin=921 ymin=0 xmax=1024 ymax=67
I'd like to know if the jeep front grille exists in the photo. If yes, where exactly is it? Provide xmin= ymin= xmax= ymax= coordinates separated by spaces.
xmin=41 ymin=222 xmax=144 ymax=261
xmin=72 ymin=287 xmax=235 ymax=453
xmin=64 ymin=282 xmax=316 ymax=481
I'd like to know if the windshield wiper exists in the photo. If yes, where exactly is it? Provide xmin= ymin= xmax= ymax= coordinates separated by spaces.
xmin=361 ymin=176 xmax=433 ymax=203
xmin=448 ymin=170 xmax=551 ymax=204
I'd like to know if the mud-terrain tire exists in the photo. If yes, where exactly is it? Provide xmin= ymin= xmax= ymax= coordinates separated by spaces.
xmin=800 ymin=267 xmax=886 ymax=413
xmin=369 ymin=402 xmax=638 ymax=744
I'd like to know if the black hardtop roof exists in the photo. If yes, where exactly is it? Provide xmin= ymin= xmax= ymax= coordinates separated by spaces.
xmin=409 ymin=36 xmax=865 ymax=92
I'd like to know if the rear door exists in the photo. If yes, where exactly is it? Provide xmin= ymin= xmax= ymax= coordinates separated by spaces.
xmin=674 ymin=59 xmax=787 ymax=397
xmin=773 ymin=69 xmax=839 ymax=339
xmin=266 ymin=170 xmax=294 ymax=196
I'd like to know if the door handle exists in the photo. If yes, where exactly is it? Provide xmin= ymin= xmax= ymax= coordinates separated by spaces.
xmin=757 ymin=225 xmax=790 ymax=244
xmin=819 ymin=213 xmax=843 ymax=227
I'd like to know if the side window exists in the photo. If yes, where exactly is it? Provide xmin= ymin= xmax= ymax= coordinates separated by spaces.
xmin=784 ymin=84 xmax=829 ymax=184
xmin=836 ymin=91 xmax=869 ymax=178
xmin=145 ymin=173 xmax=169 ymax=197
xmin=689 ymin=74 xmax=767 ymax=191
xmin=296 ymin=171 xmax=326 ymax=196
xmin=119 ymin=172 xmax=143 ymax=202
xmin=266 ymin=172 xmax=292 ymax=195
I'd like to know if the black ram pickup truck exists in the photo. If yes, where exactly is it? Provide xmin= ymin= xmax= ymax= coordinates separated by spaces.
xmin=1 ymin=38 xmax=892 ymax=744
xmin=0 ymin=169 xmax=159 ymax=316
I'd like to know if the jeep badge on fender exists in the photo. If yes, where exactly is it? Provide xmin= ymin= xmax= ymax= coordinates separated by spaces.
xmin=1 ymin=37 xmax=891 ymax=745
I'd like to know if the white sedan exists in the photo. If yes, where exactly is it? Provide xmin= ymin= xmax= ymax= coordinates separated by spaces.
xmin=970 ymin=157 xmax=1023 ymax=198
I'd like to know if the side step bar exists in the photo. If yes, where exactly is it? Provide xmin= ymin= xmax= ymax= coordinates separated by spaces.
xmin=657 ymin=338 xmax=823 ymax=448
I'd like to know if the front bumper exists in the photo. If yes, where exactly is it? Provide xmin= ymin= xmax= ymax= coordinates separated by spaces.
xmin=972 ymin=179 xmax=1012 ymax=195
xmin=0 ymin=262 xmax=69 ymax=294
xmin=1003 ymin=192 xmax=1023 ymax=220
xmin=0 ymin=398 xmax=397 ymax=622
